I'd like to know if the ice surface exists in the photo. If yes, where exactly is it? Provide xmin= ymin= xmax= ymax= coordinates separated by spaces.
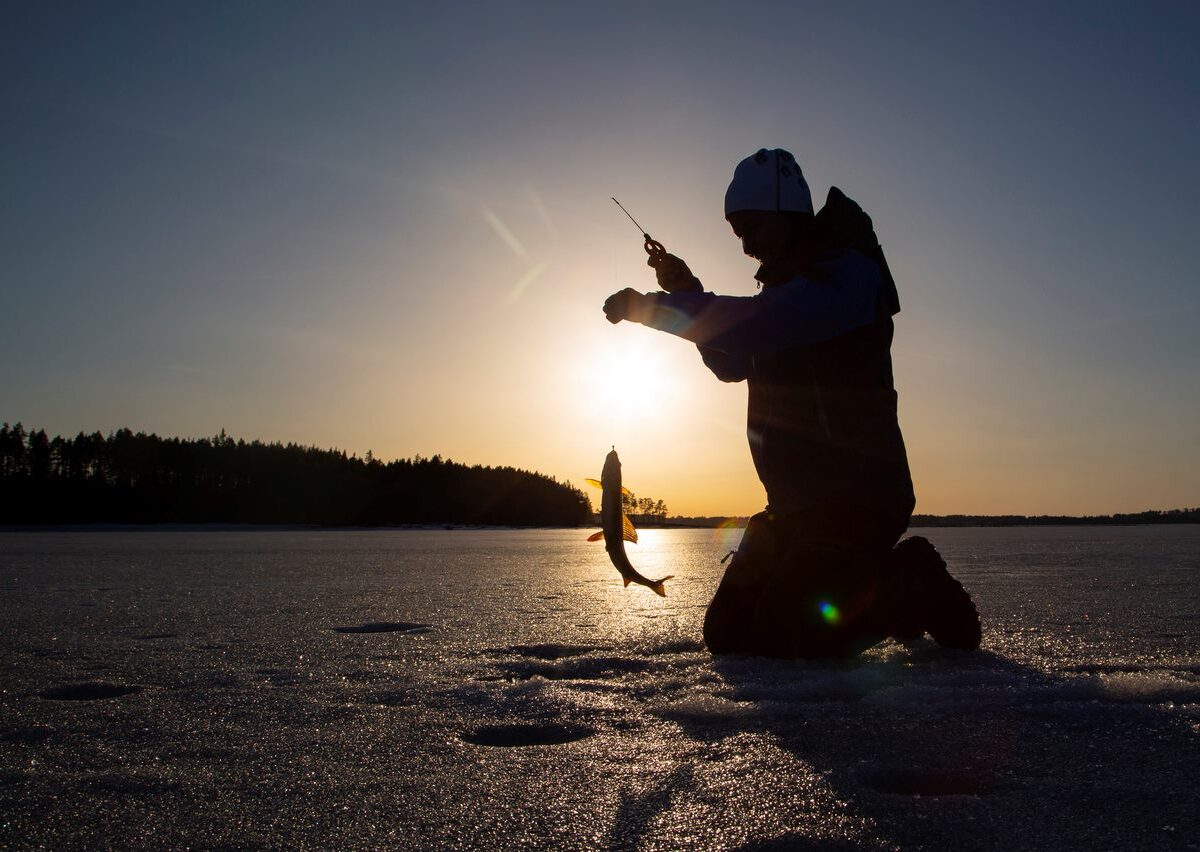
xmin=0 ymin=526 xmax=1197 ymax=849
xmin=332 ymin=622 xmax=432 ymax=634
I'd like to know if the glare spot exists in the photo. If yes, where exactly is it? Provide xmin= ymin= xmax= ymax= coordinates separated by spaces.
xmin=481 ymin=205 xmax=528 ymax=258
xmin=508 ymin=261 xmax=548 ymax=302
xmin=819 ymin=601 xmax=840 ymax=624
xmin=577 ymin=337 xmax=672 ymax=425
xmin=712 ymin=517 xmax=744 ymax=552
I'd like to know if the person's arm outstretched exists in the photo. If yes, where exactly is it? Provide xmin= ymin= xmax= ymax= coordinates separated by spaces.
xmin=604 ymin=250 xmax=885 ymax=358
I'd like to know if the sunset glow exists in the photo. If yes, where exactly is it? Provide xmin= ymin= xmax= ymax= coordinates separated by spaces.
xmin=2 ymin=5 xmax=1197 ymax=518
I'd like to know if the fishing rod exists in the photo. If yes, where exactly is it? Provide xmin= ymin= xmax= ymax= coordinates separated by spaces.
xmin=611 ymin=197 xmax=667 ymax=269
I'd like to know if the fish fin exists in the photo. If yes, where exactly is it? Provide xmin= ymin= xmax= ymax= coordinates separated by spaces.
xmin=621 ymin=486 xmax=632 ymax=496
xmin=586 ymin=530 xmax=604 ymax=542
xmin=650 ymin=575 xmax=673 ymax=597
xmin=585 ymin=478 xmax=602 ymax=489
xmin=623 ymin=576 xmax=631 ymax=587
xmin=621 ymin=514 xmax=638 ymax=543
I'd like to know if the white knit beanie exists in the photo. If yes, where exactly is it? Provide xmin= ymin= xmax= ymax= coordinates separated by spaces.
xmin=723 ymin=148 xmax=813 ymax=217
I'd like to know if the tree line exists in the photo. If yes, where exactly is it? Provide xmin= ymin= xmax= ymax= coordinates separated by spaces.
xmin=0 ymin=423 xmax=592 ymax=527
xmin=909 ymin=509 xmax=1200 ymax=526
xmin=620 ymin=490 xmax=669 ymax=525
xmin=665 ymin=509 xmax=1200 ymax=528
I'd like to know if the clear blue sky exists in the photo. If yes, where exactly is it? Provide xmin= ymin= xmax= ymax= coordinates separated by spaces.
xmin=3 ymin=1 xmax=1198 ymax=515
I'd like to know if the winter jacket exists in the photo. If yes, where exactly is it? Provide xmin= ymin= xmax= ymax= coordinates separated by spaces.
xmin=633 ymin=248 xmax=914 ymax=514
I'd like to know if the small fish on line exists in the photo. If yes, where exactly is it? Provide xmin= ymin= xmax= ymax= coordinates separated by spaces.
xmin=586 ymin=448 xmax=673 ymax=597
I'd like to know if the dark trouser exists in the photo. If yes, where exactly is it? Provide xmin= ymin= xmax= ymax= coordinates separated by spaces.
xmin=703 ymin=504 xmax=913 ymax=659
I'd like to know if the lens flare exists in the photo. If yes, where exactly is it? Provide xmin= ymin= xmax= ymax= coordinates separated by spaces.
xmin=480 ymin=205 xmax=528 ymax=258
xmin=819 ymin=601 xmax=840 ymax=624
xmin=711 ymin=517 xmax=745 ymax=553
xmin=508 ymin=261 xmax=548 ymax=302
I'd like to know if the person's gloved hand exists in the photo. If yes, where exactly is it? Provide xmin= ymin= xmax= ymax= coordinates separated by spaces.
xmin=651 ymin=253 xmax=703 ymax=293
xmin=603 ymin=288 xmax=649 ymax=324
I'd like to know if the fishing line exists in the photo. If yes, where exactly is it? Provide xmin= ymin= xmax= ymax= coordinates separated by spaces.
xmin=611 ymin=197 xmax=666 ymax=267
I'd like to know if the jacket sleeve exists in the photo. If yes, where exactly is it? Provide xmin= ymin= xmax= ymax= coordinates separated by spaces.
xmin=697 ymin=345 xmax=751 ymax=382
xmin=633 ymin=251 xmax=885 ymax=358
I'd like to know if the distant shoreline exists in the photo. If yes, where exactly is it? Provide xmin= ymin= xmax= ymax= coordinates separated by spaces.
xmin=3 ymin=519 xmax=1199 ymax=533
xmin=0 ymin=523 xmax=560 ymax=533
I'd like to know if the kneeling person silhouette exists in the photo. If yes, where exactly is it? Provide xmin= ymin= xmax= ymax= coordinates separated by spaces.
xmin=604 ymin=148 xmax=980 ymax=658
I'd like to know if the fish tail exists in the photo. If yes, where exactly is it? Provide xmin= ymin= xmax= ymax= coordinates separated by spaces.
xmin=649 ymin=575 xmax=674 ymax=597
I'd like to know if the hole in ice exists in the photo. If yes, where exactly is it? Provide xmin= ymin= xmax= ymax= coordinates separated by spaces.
xmin=460 ymin=722 xmax=595 ymax=747
xmin=333 ymin=622 xmax=432 ymax=634
xmin=39 ymin=683 xmax=142 ymax=701
xmin=867 ymin=766 xmax=993 ymax=796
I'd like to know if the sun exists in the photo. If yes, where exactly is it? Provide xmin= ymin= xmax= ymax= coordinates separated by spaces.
xmin=577 ymin=335 xmax=672 ymax=426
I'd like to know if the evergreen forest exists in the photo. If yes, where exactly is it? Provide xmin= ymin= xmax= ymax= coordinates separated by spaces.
xmin=0 ymin=424 xmax=592 ymax=527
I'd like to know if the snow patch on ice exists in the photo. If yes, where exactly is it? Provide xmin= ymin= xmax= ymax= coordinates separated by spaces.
xmin=631 ymin=638 xmax=707 ymax=656
xmin=1048 ymin=670 xmax=1200 ymax=705
xmin=494 ymin=656 xmax=652 ymax=682
xmin=855 ymin=665 xmax=1200 ymax=709
xmin=650 ymin=695 xmax=757 ymax=724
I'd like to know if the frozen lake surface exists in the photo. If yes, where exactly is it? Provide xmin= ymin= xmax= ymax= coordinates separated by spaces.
xmin=1 ymin=526 xmax=1198 ymax=850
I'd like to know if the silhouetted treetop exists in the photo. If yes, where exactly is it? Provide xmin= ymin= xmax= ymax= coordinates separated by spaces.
xmin=0 ymin=423 xmax=591 ymax=527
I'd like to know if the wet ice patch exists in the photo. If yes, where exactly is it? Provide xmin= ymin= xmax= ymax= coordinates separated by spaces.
xmin=39 ymin=683 xmax=142 ymax=701
xmin=333 ymin=622 xmax=431 ymax=634
xmin=460 ymin=722 xmax=595 ymax=747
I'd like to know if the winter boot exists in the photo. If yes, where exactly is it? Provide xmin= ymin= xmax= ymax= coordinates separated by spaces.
xmin=891 ymin=536 xmax=981 ymax=650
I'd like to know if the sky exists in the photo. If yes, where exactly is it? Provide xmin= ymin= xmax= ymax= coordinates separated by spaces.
xmin=2 ymin=1 xmax=1198 ymax=517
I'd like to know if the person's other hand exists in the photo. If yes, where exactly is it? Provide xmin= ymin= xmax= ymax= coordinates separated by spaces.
xmin=652 ymin=253 xmax=702 ymax=293
xmin=603 ymin=288 xmax=646 ymax=324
